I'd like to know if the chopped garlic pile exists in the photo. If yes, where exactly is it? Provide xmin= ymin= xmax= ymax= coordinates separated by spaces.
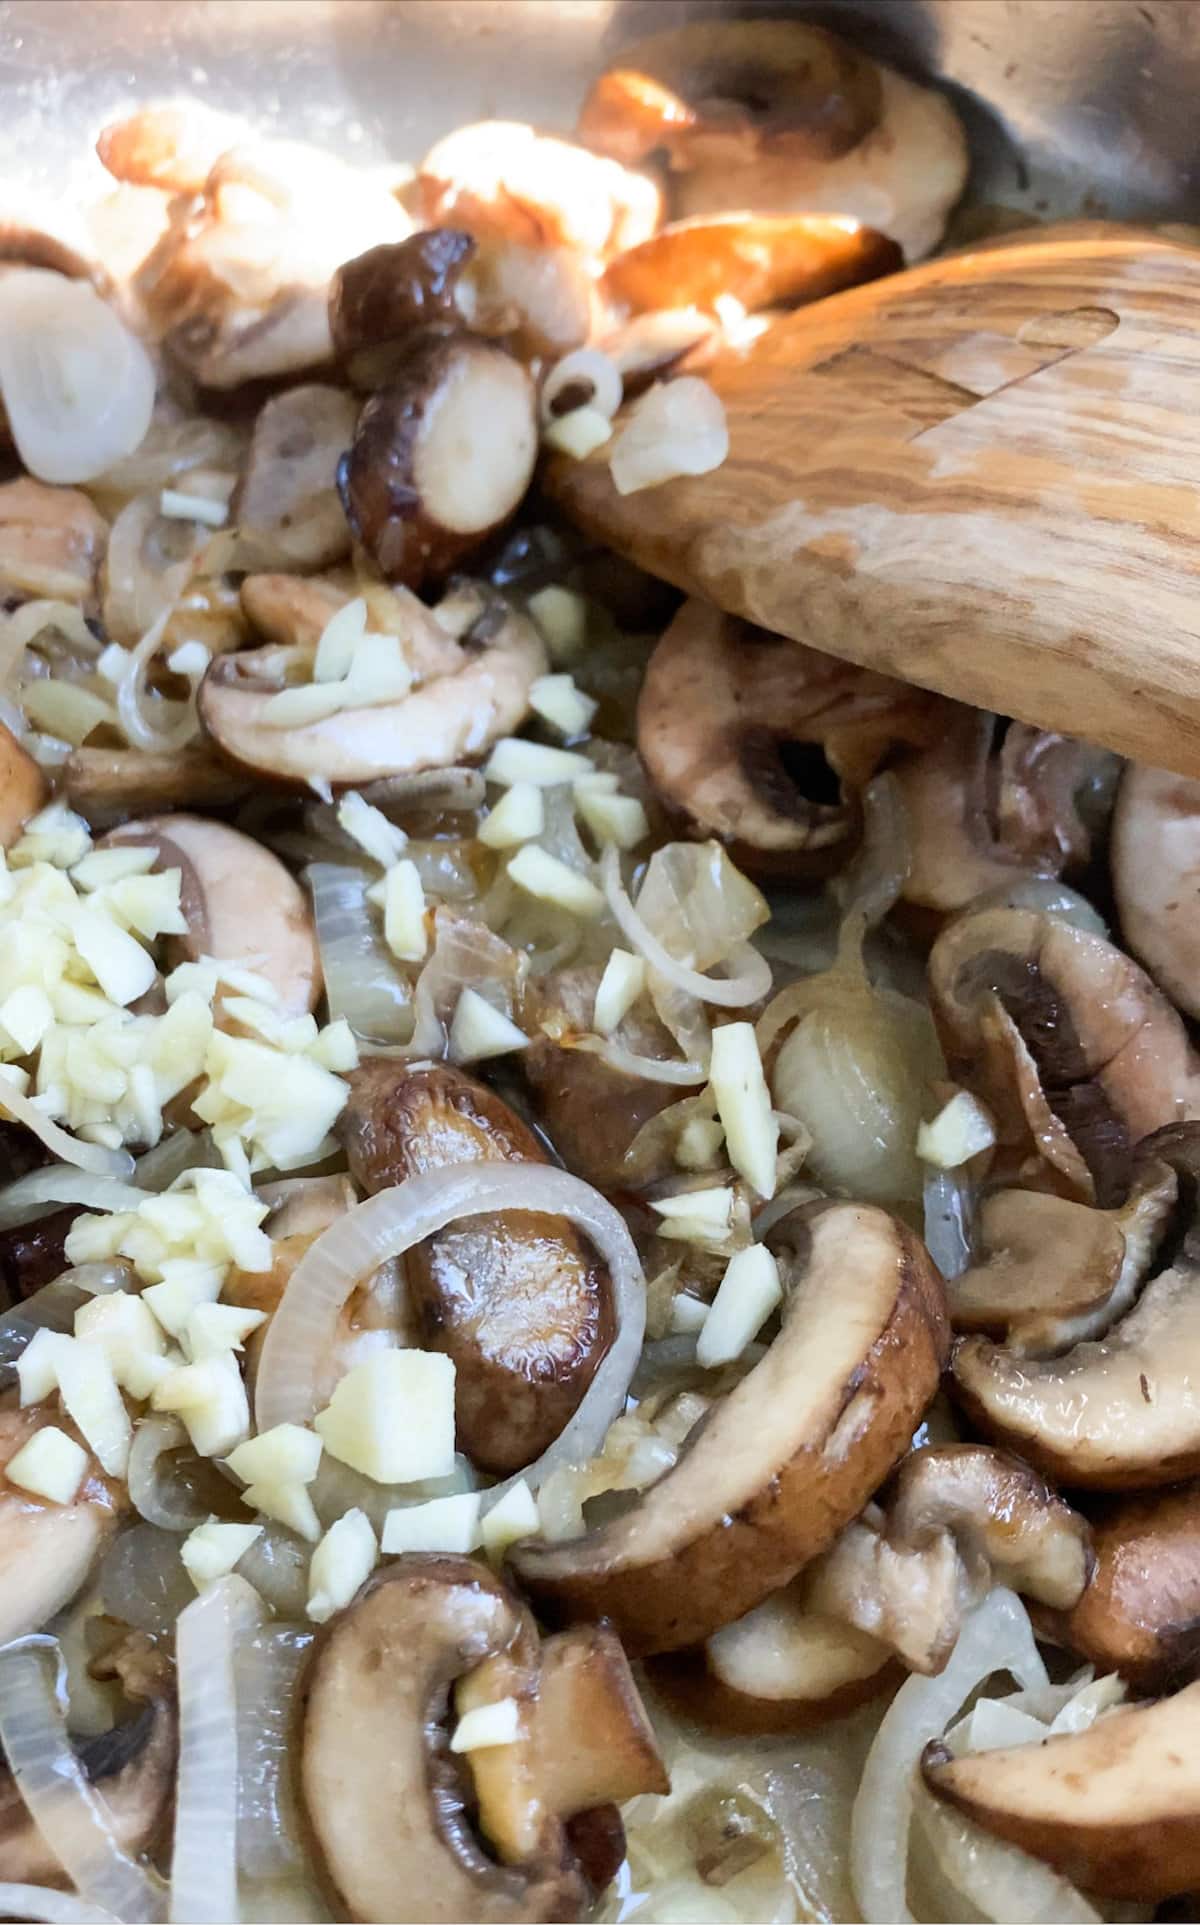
xmin=261 ymin=597 xmax=416 ymax=727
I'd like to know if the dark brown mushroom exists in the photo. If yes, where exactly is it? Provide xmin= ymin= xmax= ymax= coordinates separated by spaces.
xmin=61 ymin=744 xmax=248 ymax=827
xmin=299 ymin=1554 xmax=664 ymax=1924
xmin=1043 ymin=1482 xmax=1200 ymax=1687
xmin=602 ymin=214 xmax=900 ymax=317
xmin=339 ymin=1060 xmax=613 ymax=1475
xmin=947 ymin=1153 xmax=1177 ymax=1353
xmin=951 ymin=1121 xmax=1200 ymax=1488
xmin=337 ymin=331 xmax=538 ymax=589
xmin=0 ymin=1693 xmax=176 ymax=1884
xmin=0 ymin=1404 xmax=126 ymax=1645
xmin=232 ymin=383 xmax=358 ymax=569
xmin=922 ymin=1680 xmax=1200 ymax=1901
xmin=519 ymin=967 xmax=679 ymax=1190
xmin=0 ymin=720 xmax=47 ymax=848
xmin=102 ymin=813 xmax=321 ymax=1015
xmin=928 ymin=906 xmax=1200 ymax=1206
xmin=575 ymin=19 xmax=966 ymax=259
xmin=0 ymin=1205 xmax=83 ymax=1305
xmin=1112 ymin=763 xmax=1200 ymax=1020
xmin=513 ymin=1201 xmax=948 ymax=1653
xmin=96 ymin=103 xmax=247 ymax=195
xmin=636 ymin=599 xmax=943 ymax=877
xmin=330 ymin=231 xmax=477 ymax=389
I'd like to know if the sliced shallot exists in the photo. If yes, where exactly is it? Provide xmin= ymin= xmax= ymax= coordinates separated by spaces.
xmin=600 ymin=843 xmax=771 ymax=1008
xmin=0 ymin=271 xmax=156 ymax=485
xmin=170 ymin=1574 xmax=264 ymax=1925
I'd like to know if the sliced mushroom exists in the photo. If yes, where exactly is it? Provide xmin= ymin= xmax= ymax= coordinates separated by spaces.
xmin=0 ymin=476 xmax=108 ymax=606
xmin=0 ymin=1404 xmax=125 ymax=1645
xmin=513 ymin=1201 xmax=947 ymax=1653
xmin=0 ymin=191 xmax=101 ymax=283
xmin=62 ymin=743 xmax=248 ymax=827
xmin=1113 ymin=763 xmax=1200 ymax=1020
xmin=923 ymin=1678 xmax=1200 ymax=1900
xmin=653 ymin=1587 xmax=895 ymax=1735
xmin=602 ymin=214 xmax=899 ymax=317
xmin=0 ymin=720 xmax=46 ymax=848
xmin=929 ymin=906 xmax=1200 ymax=1206
xmin=0 ymin=1206 xmax=83 ymax=1304
xmin=300 ymin=1554 xmax=635 ymax=1923
xmin=576 ymin=20 xmax=966 ymax=260
xmin=231 ymin=384 xmax=358 ymax=570
xmin=519 ymin=967 xmax=679 ymax=1190
xmin=337 ymin=332 xmax=538 ymax=589
xmin=1045 ymin=1482 xmax=1200 ymax=1687
xmin=417 ymin=122 xmax=661 ymax=261
xmin=532 ymin=1625 xmax=667 ymax=1817
xmin=636 ymin=600 xmax=942 ymax=876
xmin=330 ymin=231 xmax=477 ymax=388
xmin=102 ymin=813 xmax=321 ymax=1015
xmin=951 ymin=1121 xmax=1200 ymax=1487
xmin=97 ymin=102 xmax=248 ymax=195
xmin=199 ymin=603 xmax=545 ymax=788
xmin=0 ymin=1693 xmax=176 ymax=1884
xmin=803 ymin=1446 xmax=1092 ymax=1675
xmin=339 ymin=1061 xmax=612 ymax=1475
xmin=949 ymin=1155 xmax=1177 ymax=1353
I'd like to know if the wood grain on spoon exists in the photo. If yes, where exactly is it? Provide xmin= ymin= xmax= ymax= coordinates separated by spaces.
xmin=549 ymin=225 xmax=1200 ymax=775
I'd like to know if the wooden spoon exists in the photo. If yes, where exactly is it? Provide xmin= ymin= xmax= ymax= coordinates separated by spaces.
xmin=550 ymin=225 xmax=1200 ymax=774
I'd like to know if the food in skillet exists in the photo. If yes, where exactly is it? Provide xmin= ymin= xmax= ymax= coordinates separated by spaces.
xmin=0 ymin=19 xmax=1196 ymax=1925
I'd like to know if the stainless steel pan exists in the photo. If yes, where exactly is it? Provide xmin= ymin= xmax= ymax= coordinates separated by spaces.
xmin=1 ymin=0 xmax=1198 ymax=228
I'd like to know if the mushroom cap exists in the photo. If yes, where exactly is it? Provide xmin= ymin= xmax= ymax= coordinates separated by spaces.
xmin=1046 ymin=1481 xmax=1200 ymax=1687
xmin=103 ymin=813 xmax=321 ymax=1016
xmin=636 ymin=598 xmax=941 ymax=876
xmin=1113 ymin=762 xmax=1200 ymax=1020
xmin=513 ymin=1200 xmax=948 ymax=1653
xmin=929 ymin=905 xmax=1200 ymax=1205
xmin=417 ymin=121 xmax=661 ymax=260
xmin=339 ymin=1061 xmax=613 ymax=1475
xmin=0 ymin=1405 xmax=125 ymax=1647
xmin=923 ymin=1677 xmax=1200 ymax=1900
xmin=601 ymin=214 xmax=900 ymax=318
xmin=951 ymin=1122 xmax=1200 ymax=1487
xmin=299 ymin=1554 xmax=589 ymax=1924
xmin=0 ymin=719 xmax=47 ymax=849
xmin=198 ymin=606 xmax=545 ymax=788
xmin=61 ymin=744 xmax=248 ymax=828
xmin=231 ymin=383 xmax=358 ymax=570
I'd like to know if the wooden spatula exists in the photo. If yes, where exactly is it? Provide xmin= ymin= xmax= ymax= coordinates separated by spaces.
xmin=549 ymin=225 xmax=1200 ymax=774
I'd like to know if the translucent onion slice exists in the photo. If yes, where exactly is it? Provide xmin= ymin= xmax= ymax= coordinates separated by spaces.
xmin=128 ymin=1413 xmax=210 ymax=1533
xmin=0 ymin=1638 xmax=164 ymax=1923
xmin=576 ymin=1034 xmax=709 ymax=1085
xmin=0 ymin=1166 xmax=146 ymax=1231
xmin=254 ymin=1163 xmax=645 ymax=1510
xmin=0 ymin=271 xmax=156 ymax=485
xmin=0 ymin=1081 xmax=134 ymax=1178
xmin=850 ymin=1588 xmax=1048 ymax=1925
xmin=307 ymin=861 xmax=413 ymax=1045
xmin=116 ymin=608 xmax=199 ymax=753
xmin=0 ymin=599 xmax=100 ymax=693
xmin=923 ymin=1165 xmax=974 ymax=1281
xmin=912 ymin=1782 xmax=1101 ymax=1923
xmin=234 ymin=1623 xmax=313 ymax=1879
xmin=600 ymin=844 xmax=771 ymax=1008
xmin=0 ymin=1888 xmax=119 ymax=1925
xmin=171 ymin=1574 xmax=265 ymax=1925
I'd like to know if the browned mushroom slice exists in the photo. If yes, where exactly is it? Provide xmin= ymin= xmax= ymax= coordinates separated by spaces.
xmin=1112 ymin=763 xmax=1200 ymax=1020
xmin=602 ymin=214 xmax=900 ymax=317
xmin=951 ymin=1121 xmax=1200 ymax=1487
xmin=804 ymin=1445 xmax=1091 ymax=1674
xmin=928 ymin=906 xmax=1200 ymax=1206
xmin=652 ymin=1588 xmax=895 ymax=1735
xmin=636 ymin=599 xmax=942 ymax=877
xmin=330 ymin=231 xmax=477 ymax=389
xmin=513 ymin=1201 xmax=947 ymax=1654
xmin=0 ymin=476 xmax=108 ymax=605
xmin=417 ymin=122 xmax=661 ymax=260
xmin=0 ymin=1405 xmax=125 ymax=1645
xmin=96 ymin=103 xmax=248 ymax=194
xmin=0 ymin=721 xmax=46 ymax=848
xmin=339 ymin=1061 xmax=612 ymax=1475
xmin=198 ymin=607 xmax=544 ymax=789
xmin=232 ymin=384 xmax=358 ymax=570
xmin=922 ymin=1680 xmax=1200 ymax=1901
xmin=62 ymin=744 xmax=248 ymax=827
xmin=0 ymin=1693 xmax=176 ymax=1883
xmin=949 ymin=1156 xmax=1177 ymax=1353
xmin=519 ymin=966 xmax=679 ymax=1190
xmin=1045 ymin=1482 xmax=1200 ymax=1687
xmin=300 ymin=1555 xmax=593 ymax=1923
xmin=337 ymin=333 xmax=538 ymax=589
xmin=0 ymin=192 xmax=101 ymax=283
xmin=102 ymin=814 xmax=321 ymax=1015
xmin=0 ymin=1207 xmax=84 ymax=1304
xmin=576 ymin=20 xmax=966 ymax=260
xmin=532 ymin=1625 xmax=668 ymax=1816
